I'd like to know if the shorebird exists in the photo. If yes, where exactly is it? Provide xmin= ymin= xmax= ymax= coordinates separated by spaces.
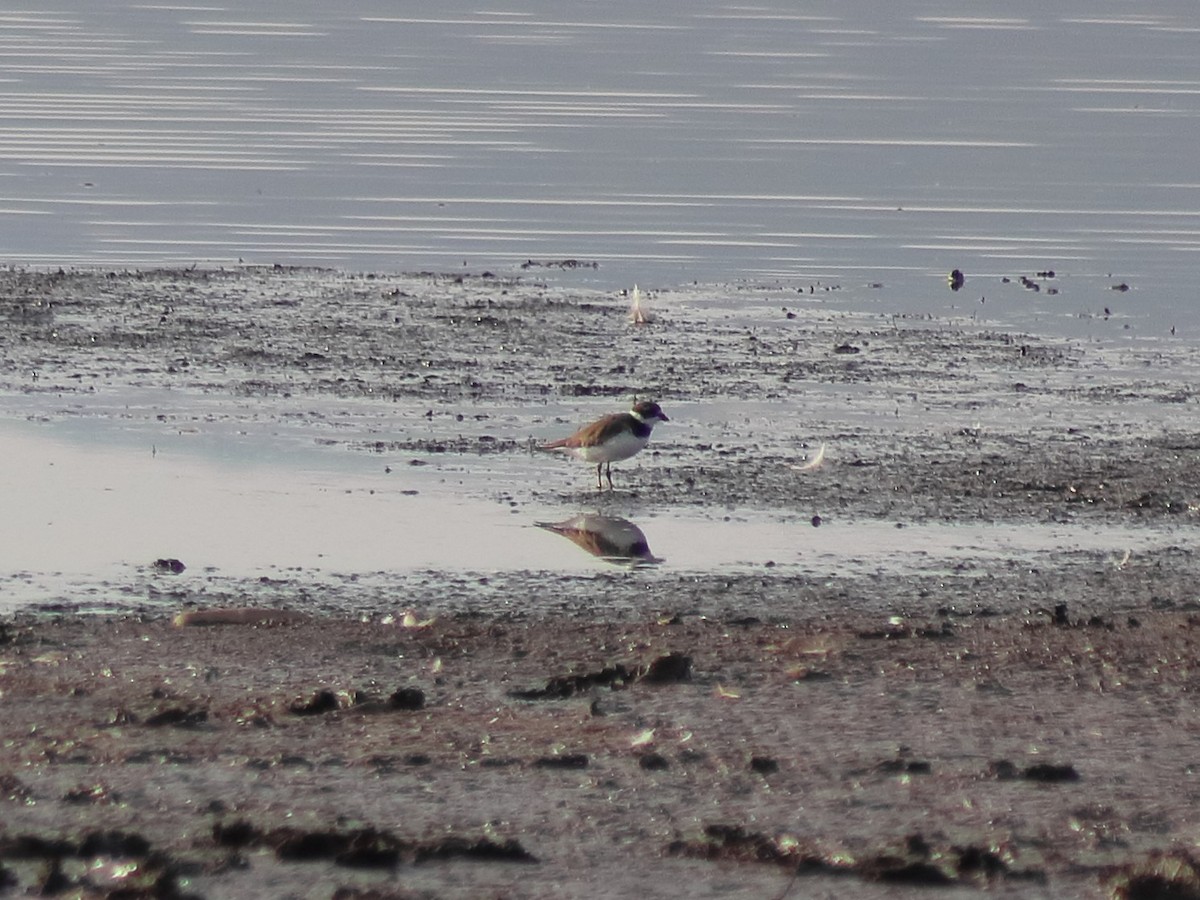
xmin=539 ymin=400 xmax=669 ymax=490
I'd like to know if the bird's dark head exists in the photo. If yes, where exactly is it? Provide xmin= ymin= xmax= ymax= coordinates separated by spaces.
xmin=631 ymin=400 xmax=668 ymax=423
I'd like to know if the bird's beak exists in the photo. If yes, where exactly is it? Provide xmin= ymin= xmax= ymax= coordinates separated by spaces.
xmin=659 ymin=413 xmax=670 ymax=422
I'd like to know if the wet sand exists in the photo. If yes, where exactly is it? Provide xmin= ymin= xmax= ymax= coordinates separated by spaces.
xmin=3 ymin=267 xmax=1200 ymax=898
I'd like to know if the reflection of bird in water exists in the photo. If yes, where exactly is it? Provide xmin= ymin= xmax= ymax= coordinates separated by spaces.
xmin=536 ymin=515 xmax=662 ymax=565
xmin=539 ymin=400 xmax=669 ymax=491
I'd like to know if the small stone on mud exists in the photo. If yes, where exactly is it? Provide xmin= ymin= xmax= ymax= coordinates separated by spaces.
xmin=273 ymin=829 xmax=353 ymax=861
xmin=388 ymin=687 xmax=425 ymax=711
xmin=876 ymin=758 xmax=931 ymax=775
xmin=869 ymin=860 xmax=954 ymax=886
xmin=643 ymin=652 xmax=692 ymax=684
xmin=214 ymin=820 xmax=261 ymax=848
xmin=1023 ymin=762 xmax=1080 ymax=783
xmin=290 ymin=690 xmax=341 ymax=716
xmin=639 ymin=753 xmax=670 ymax=771
xmin=534 ymin=754 xmax=589 ymax=770
xmin=749 ymin=756 xmax=779 ymax=775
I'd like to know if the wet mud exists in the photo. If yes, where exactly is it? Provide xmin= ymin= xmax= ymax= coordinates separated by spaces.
xmin=3 ymin=267 xmax=1200 ymax=897
xmin=6 ymin=611 xmax=1200 ymax=898
xmin=4 ymin=266 xmax=1199 ymax=527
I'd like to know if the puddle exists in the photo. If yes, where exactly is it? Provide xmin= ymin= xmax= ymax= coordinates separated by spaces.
xmin=1 ymin=418 xmax=535 ymax=576
xmin=1 ymin=416 xmax=1182 ymax=615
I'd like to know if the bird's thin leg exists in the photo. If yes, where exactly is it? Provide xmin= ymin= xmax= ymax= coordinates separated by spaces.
xmin=595 ymin=463 xmax=604 ymax=491
xmin=605 ymin=462 xmax=614 ymax=491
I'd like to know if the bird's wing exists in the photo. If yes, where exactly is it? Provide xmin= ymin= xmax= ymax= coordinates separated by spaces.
xmin=540 ymin=412 xmax=625 ymax=449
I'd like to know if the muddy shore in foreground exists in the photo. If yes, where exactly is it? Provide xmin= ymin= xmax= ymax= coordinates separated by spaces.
xmin=3 ymin=267 xmax=1200 ymax=898
xmin=5 ymin=608 xmax=1200 ymax=900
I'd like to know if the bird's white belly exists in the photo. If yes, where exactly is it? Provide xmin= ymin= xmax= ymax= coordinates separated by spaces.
xmin=571 ymin=430 xmax=649 ymax=464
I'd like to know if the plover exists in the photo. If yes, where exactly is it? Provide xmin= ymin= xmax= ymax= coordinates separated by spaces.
xmin=540 ymin=400 xmax=669 ymax=490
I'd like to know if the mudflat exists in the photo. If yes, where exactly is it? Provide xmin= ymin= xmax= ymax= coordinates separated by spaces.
xmin=3 ymin=268 xmax=1200 ymax=898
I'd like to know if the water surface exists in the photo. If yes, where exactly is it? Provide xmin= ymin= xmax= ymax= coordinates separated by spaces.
xmin=1 ymin=417 xmax=1181 ymax=614
xmin=1 ymin=2 xmax=1198 ymax=336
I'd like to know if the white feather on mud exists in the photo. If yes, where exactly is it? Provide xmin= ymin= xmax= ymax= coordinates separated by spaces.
xmin=791 ymin=443 xmax=826 ymax=471
xmin=628 ymin=284 xmax=654 ymax=324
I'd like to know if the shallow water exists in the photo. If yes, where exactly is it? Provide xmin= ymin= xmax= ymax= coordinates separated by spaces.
xmin=1 ymin=416 xmax=1181 ymax=614
xmin=1 ymin=3 xmax=1198 ymax=337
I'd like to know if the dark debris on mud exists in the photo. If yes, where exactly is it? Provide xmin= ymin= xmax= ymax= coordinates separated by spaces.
xmin=668 ymin=825 xmax=1045 ymax=888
